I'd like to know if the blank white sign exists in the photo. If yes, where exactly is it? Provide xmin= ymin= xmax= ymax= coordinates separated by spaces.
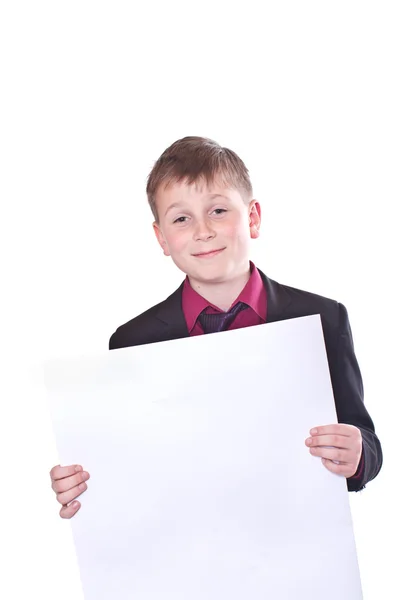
xmin=44 ymin=315 xmax=363 ymax=599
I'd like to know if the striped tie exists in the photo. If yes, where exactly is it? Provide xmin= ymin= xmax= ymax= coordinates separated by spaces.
xmin=198 ymin=302 xmax=248 ymax=334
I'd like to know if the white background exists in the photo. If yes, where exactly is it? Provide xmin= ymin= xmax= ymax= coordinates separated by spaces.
xmin=0 ymin=2 xmax=398 ymax=598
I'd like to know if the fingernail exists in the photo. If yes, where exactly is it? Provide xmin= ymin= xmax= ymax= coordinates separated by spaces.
xmin=79 ymin=482 xmax=86 ymax=490
xmin=306 ymin=438 xmax=312 ymax=445
xmin=75 ymin=466 xmax=82 ymax=472
xmin=310 ymin=428 xmax=318 ymax=435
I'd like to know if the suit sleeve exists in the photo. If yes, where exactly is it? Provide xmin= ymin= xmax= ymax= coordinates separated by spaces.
xmin=330 ymin=302 xmax=383 ymax=492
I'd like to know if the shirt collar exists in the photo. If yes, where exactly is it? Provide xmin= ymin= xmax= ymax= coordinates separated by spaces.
xmin=182 ymin=261 xmax=267 ymax=333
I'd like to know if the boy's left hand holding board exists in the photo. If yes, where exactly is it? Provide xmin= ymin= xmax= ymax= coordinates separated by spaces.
xmin=305 ymin=423 xmax=363 ymax=477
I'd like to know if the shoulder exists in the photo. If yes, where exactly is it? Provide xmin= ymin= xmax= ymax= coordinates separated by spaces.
xmin=266 ymin=275 xmax=353 ymax=362
xmin=261 ymin=269 xmax=343 ymax=329
xmin=109 ymin=284 xmax=184 ymax=350
xmin=261 ymin=271 xmax=354 ymax=351
xmin=109 ymin=302 xmax=162 ymax=350
xmin=280 ymin=280 xmax=340 ymax=315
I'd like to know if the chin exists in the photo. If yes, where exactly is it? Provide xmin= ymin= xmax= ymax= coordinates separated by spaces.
xmin=173 ymin=256 xmax=237 ymax=283
xmin=190 ymin=264 xmax=233 ymax=283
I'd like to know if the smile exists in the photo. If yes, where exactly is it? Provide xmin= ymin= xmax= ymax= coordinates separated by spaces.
xmin=192 ymin=248 xmax=225 ymax=258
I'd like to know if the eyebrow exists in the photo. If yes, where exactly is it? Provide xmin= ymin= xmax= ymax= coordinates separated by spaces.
xmin=164 ymin=203 xmax=181 ymax=217
xmin=164 ymin=194 xmax=231 ymax=217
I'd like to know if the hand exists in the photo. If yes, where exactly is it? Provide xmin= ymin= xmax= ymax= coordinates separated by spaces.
xmin=305 ymin=424 xmax=362 ymax=478
xmin=50 ymin=464 xmax=90 ymax=519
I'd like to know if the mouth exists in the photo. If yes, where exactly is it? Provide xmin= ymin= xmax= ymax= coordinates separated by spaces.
xmin=192 ymin=248 xmax=226 ymax=258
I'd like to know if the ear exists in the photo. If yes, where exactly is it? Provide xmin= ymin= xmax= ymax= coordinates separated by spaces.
xmin=248 ymin=200 xmax=261 ymax=239
xmin=153 ymin=222 xmax=171 ymax=256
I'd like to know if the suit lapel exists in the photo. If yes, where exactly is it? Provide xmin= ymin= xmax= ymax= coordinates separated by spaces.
xmin=258 ymin=268 xmax=292 ymax=323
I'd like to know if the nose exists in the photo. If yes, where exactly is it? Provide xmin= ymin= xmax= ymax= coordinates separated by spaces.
xmin=193 ymin=218 xmax=216 ymax=242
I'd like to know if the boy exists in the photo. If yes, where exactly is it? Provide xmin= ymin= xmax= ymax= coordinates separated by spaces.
xmin=50 ymin=136 xmax=383 ymax=519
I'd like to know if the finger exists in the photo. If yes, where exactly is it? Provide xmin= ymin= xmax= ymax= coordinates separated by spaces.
xmin=60 ymin=501 xmax=81 ymax=519
xmin=52 ymin=470 xmax=90 ymax=494
xmin=50 ymin=464 xmax=83 ymax=482
xmin=320 ymin=458 xmax=349 ymax=476
xmin=310 ymin=424 xmax=354 ymax=437
xmin=309 ymin=446 xmax=350 ymax=463
xmin=305 ymin=434 xmax=350 ymax=449
xmin=56 ymin=482 xmax=88 ymax=506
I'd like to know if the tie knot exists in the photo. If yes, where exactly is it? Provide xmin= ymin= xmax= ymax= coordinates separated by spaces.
xmin=197 ymin=301 xmax=247 ymax=334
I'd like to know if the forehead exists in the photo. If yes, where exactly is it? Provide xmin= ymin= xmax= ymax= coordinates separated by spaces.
xmin=156 ymin=178 xmax=239 ymax=204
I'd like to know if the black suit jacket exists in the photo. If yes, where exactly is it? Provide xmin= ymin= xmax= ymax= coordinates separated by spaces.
xmin=109 ymin=269 xmax=382 ymax=492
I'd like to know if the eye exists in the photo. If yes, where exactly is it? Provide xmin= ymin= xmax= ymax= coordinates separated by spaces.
xmin=173 ymin=216 xmax=188 ymax=224
xmin=212 ymin=208 xmax=227 ymax=216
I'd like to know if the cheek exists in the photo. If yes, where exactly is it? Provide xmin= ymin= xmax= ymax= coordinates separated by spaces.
xmin=163 ymin=229 xmax=189 ymax=254
xmin=222 ymin=215 xmax=249 ymax=242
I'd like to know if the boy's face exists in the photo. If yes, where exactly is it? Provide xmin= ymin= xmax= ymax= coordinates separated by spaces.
xmin=153 ymin=179 xmax=261 ymax=284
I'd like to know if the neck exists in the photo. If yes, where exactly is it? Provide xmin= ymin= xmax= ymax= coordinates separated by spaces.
xmin=188 ymin=263 xmax=251 ymax=311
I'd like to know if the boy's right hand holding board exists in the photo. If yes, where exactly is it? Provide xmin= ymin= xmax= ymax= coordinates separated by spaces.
xmin=50 ymin=464 xmax=90 ymax=519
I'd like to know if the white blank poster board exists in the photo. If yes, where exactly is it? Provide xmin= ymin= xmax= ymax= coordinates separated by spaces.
xmin=44 ymin=315 xmax=363 ymax=599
